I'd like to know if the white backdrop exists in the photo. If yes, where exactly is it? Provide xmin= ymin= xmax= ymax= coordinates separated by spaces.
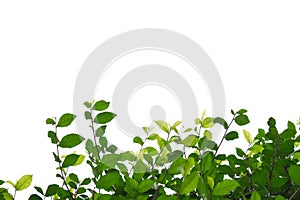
xmin=1 ymin=1 xmax=300 ymax=198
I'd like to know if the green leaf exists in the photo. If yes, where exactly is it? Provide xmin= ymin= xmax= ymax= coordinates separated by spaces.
xmin=243 ymin=129 xmax=253 ymax=144
xmin=57 ymin=113 xmax=76 ymax=127
xmin=281 ymin=128 xmax=296 ymax=140
xmin=93 ymin=100 xmax=110 ymax=111
xmin=29 ymin=194 xmax=43 ymax=200
xmin=96 ymin=125 xmax=107 ymax=137
xmin=45 ymin=184 xmax=59 ymax=197
xmin=15 ymin=175 xmax=32 ymax=191
xmin=236 ymin=148 xmax=246 ymax=157
xmin=6 ymin=180 xmax=15 ymax=187
xmin=59 ymin=134 xmax=84 ymax=148
xmin=155 ymin=120 xmax=170 ymax=133
xmin=141 ymin=147 xmax=158 ymax=156
xmin=48 ymin=131 xmax=58 ymax=144
xmin=237 ymin=109 xmax=247 ymax=115
xmin=267 ymin=117 xmax=276 ymax=127
xmin=289 ymin=165 xmax=300 ymax=186
xmin=184 ymin=128 xmax=193 ymax=132
xmin=235 ymin=114 xmax=250 ymax=126
xmin=34 ymin=186 xmax=44 ymax=195
xmin=83 ymin=101 xmax=92 ymax=108
xmin=107 ymin=145 xmax=118 ymax=153
xmin=99 ymin=137 xmax=108 ymax=147
xmin=202 ymin=117 xmax=214 ymax=128
xmin=62 ymin=154 xmax=84 ymax=168
xmin=138 ymin=179 xmax=154 ymax=193
xmin=225 ymin=131 xmax=239 ymax=141
xmin=96 ymin=170 xmax=123 ymax=191
xmin=179 ymin=171 xmax=199 ymax=195
xmin=46 ymin=118 xmax=55 ymax=125
xmin=204 ymin=130 xmax=212 ymax=140
xmin=212 ymin=180 xmax=239 ymax=196
xmin=214 ymin=117 xmax=228 ymax=129
xmin=169 ymin=157 xmax=186 ymax=175
xmin=94 ymin=112 xmax=116 ymax=124
xmin=133 ymin=136 xmax=144 ymax=146
xmin=250 ymin=191 xmax=261 ymax=200
xmin=84 ymin=111 xmax=92 ymax=120
xmin=275 ymin=195 xmax=286 ymax=200
xmin=181 ymin=135 xmax=199 ymax=147
xmin=195 ymin=118 xmax=201 ymax=125
xmin=207 ymin=176 xmax=215 ymax=190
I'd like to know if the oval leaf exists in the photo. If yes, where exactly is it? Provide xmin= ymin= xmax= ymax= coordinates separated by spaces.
xmin=212 ymin=179 xmax=239 ymax=196
xmin=57 ymin=113 xmax=76 ymax=127
xmin=94 ymin=112 xmax=116 ymax=124
xmin=93 ymin=100 xmax=110 ymax=111
xmin=235 ymin=114 xmax=250 ymax=126
xmin=289 ymin=165 xmax=300 ymax=186
xmin=15 ymin=175 xmax=33 ymax=191
xmin=62 ymin=154 xmax=85 ymax=168
xmin=59 ymin=134 xmax=84 ymax=148
xmin=179 ymin=171 xmax=199 ymax=195
xmin=243 ymin=129 xmax=253 ymax=144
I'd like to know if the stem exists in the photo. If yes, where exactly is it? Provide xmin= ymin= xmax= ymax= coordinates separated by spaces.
xmin=55 ymin=125 xmax=75 ymax=200
xmin=267 ymin=136 xmax=280 ymax=197
xmin=90 ymin=108 xmax=101 ymax=160
xmin=214 ymin=115 xmax=236 ymax=157
xmin=290 ymin=186 xmax=300 ymax=200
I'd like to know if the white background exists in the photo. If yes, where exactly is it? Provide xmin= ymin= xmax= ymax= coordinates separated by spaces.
xmin=1 ymin=1 xmax=300 ymax=198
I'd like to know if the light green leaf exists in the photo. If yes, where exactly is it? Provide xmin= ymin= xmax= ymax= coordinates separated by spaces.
xmin=83 ymin=101 xmax=92 ymax=108
xmin=57 ymin=113 xmax=76 ymax=127
xmin=243 ymin=129 xmax=253 ymax=144
xmin=179 ymin=171 xmax=199 ymax=195
xmin=207 ymin=176 xmax=215 ymax=190
xmin=202 ymin=117 xmax=214 ymax=128
xmin=62 ymin=154 xmax=85 ymax=168
xmin=182 ymin=135 xmax=199 ymax=147
xmin=94 ymin=112 xmax=116 ymax=124
xmin=93 ymin=100 xmax=110 ymax=111
xmin=15 ymin=175 xmax=32 ymax=191
xmin=195 ymin=118 xmax=201 ymax=125
xmin=212 ymin=180 xmax=239 ymax=196
xmin=59 ymin=134 xmax=84 ymax=148
xmin=204 ymin=130 xmax=212 ymax=140
xmin=275 ymin=195 xmax=286 ymax=200
xmin=155 ymin=120 xmax=170 ymax=133
xmin=289 ymin=165 xmax=300 ymax=186
xmin=250 ymin=191 xmax=261 ymax=200
xmin=184 ymin=128 xmax=193 ymax=132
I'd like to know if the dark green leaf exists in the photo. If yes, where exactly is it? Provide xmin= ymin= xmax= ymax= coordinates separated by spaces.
xmin=236 ymin=148 xmax=246 ymax=157
xmin=29 ymin=194 xmax=43 ymax=200
xmin=93 ymin=100 xmax=110 ymax=111
xmin=225 ymin=131 xmax=239 ymax=141
xmin=46 ymin=118 xmax=55 ymax=125
xmin=235 ymin=114 xmax=250 ymax=126
xmin=81 ymin=178 xmax=91 ymax=185
xmin=96 ymin=125 xmax=107 ymax=137
xmin=133 ymin=136 xmax=144 ymax=146
xmin=138 ymin=179 xmax=154 ymax=193
xmin=48 ymin=131 xmax=58 ymax=144
xmin=59 ymin=134 xmax=84 ymax=148
xmin=45 ymin=184 xmax=59 ymax=197
xmin=34 ymin=186 xmax=43 ymax=195
xmin=15 ymin=175 xmax=32 ymax=191
xmin=237 ymin=109 xmax=247 ymax=115
xmin=250 ymin=191 xmax=261 ymax=200
xmin=57 ymin=113 xmax=76 ymax=127
xmin=96 ymin=170 xmax=123 ymax=191
xmin=68 ymin=173 xmax=79 ymax=183
xmin=214 ymin=117 xmax=228 ymax=129
xmin=94 ymin=112 xmax=116 ymax=124
xmin=267 ymin=117 xmax=276 ymax=127
xmin=62 ymin=154 xmax=84 ymax=168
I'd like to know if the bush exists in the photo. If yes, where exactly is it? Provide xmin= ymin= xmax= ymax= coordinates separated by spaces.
xmin=1 ymin=100 xmax=300 ymax=200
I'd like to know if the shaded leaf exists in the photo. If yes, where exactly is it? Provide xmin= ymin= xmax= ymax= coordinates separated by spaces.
xmin=62 ymin=154 xmax=84 ymax=168
xmin=57 ymin=113 xmax=76 ymax=127
xmin=59 ymin=134 xmax=84 ymax=148
xmin=94 ymin=112 xmax=116 ymax=124
xmin=289 ymin=165 xmax=300 ymax=186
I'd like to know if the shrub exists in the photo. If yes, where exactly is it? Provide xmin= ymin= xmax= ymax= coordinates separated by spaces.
xmin=1 ymin=100 xmax=300 ymax=200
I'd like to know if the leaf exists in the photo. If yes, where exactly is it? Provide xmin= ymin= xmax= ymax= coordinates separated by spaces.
xmin=83 ymin=101 xmax=92 ymax=108
xmin=48 ymin=131 xmax=58 ymax=144
xmin=289 ymin=165 xmax=300 ymax=186
xmin=237 ymin=109 xmax=247 ymax=115
xmin=181 ymin=135 xmax=199 ymax=147
xmin=141 ymin=147 xmax=158 ymax=156
xmin=184 ymin=128 xmax=193 ymax=132
xmin=15 ymin=175 xmax=32 ymax=191
xmin=243 ymin=129 xmax=253 ymax=144
xmin=179 ymin=171 xmax=199 ymax=195
xmin=236 ymin=148 xmax=246 ymax=157
xmin=34 ymin=186 xmax=44 ymax=195
xmin=202 ymin=117 xmax=214 ymax=128
xmin=62 ymin=154 xmax=84 ymax=168
xmin=155 ymin=120 xmax=170 ymax=133
xmin=250 ymin=191 xmax=261 ymax=200
xmin=195 ymin=118 xmax=201 ymax=125
xmin=96 ymin=170 xmax=123 ymax=191
xmin=212 ymin=180 xmax=239 ymax=196
xmin=275 ymin=195 xmax=286 ymax=200
xmin=59 ymin=134 xmax=84 ymax=148
xmin=133 ymin=136 xmax=144 ymax=146
xmin=207 ymin=176 xmax=215 ymax=190
xmin=93 ymin=100 xmax=110 ymax=111
xmin=214 ymin=117 xmax=228 ymax=129
xmin=235 ymin=114 xmax=250 ymax=126
xmin=204 ymin=130 xmax=212 ymax=140
xmin=107 ymin=145 xmax=118 ymax=153
xmin=84 ymin=111 xmax=92 ymax=120
xmin=45 ymin=184 xmax=59 ymax=197
xmin=267 ymin=117 xmax=276 ymax=127
xmin=94 ymin=112 xmax=116 ymax=124
xmin=225 ymin=131 xmax=239 ymax=141
xmin=99 ymin=137 xmax=108 ymax=147
xmin=96 ymin=125 xmax=107 ymax=137
xmin=138 ymin=179 xmax=154 ymax=193
xmin=169 ymin=157 xmax=186 ymax=175
xmin=57 ymin=113 xmax=76 ymax=127
xmin=29 ymin=194 xmax=43 ymax=200
xmin=46 ymin=118 xmax=55 ymax=125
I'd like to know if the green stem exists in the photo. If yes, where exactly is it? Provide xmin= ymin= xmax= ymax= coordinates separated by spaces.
xmin=90 ymin=108 xmax=101 ymax=160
